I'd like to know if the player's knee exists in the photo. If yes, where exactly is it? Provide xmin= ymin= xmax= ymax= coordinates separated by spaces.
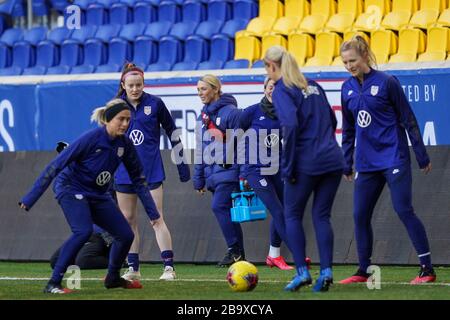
xmin=74 ymin=228 xmax=93 ymax=243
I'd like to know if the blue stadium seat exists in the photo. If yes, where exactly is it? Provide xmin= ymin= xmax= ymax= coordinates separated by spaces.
xmin=168 ymin=21 xmax=198 ymax=40
xmin=46 ymin=65 xmax=71 ymax=74
xmin=252 ymin=60 xmax=264 ymax=68
xmin=34 ymin=27 xmax=73 ymax=68
xmin=32 ymin=0 xmax=50 ymax=17
xmin=141 ymin=21 xmax=172 ymax=41
xmin=95 ymin=63 xmax=121 ymax=73
xmin=147 ymin=36 xmax=182 ymax=71
xmin=85 ymin=2 xmax=108 ymax=25
xmin=73 ymin=0 xmax=94 ymax=10
xmin=110 ymin=2 xmax=132 ymax=25
xmin=234 ymin=0 xmax=258 ymax=21
xmin=121 ymin=0 xmax=140 ymax=6
xmin=158 ymin=1 xmax=181 ymax=23
xmin=0 ymin=27 xmax=24 ymax=68
xmin=83 ymin=24 xmax=121 ymax=67
xmin=0 ymin=15 xmax=6 ymax=37
xmin=11 ymin=0 xmax=26 ymax=20
xmin=71 ymin=64 xmax=95 ymax=74
xmin=0 ymin=0 xmax=16 ymax=15
xmin=219 ymin=19 xmax=249 ymax=39
xmin=108 ymin=23 xmax=146 ymax=65
xmin=0 ymin=66 xmax=22 ymax=76
xmin=11 ymin=26 xmax=47 ymax=68
xmin=224 ymin=59 xmax=249 ymax=69
xmin=133 ymin=1 xmax=157 ymax=24
xmin=210 ymin=34 xmax=234 ymax=62
xmin=60 ymin=25 xmax=97 ymax=68
xmin=22 ymin=65 xmax=47 ymax=75
xmin=197 ymin=60 xmax=224 ymax=70
xmin=184 ymin=35 xmax=209 ymax=63
xmin=182 ymin=0 xmax=206 ymax=23
xmin=50 ymin=0 xmax=71 ymax=13
xmin=208 ymin=0 xmax=232 ymax=22
xmin=171 ymin=61 xmax=198 ymax=71
xmin=133 ymin=36 xmax=157 ymax=69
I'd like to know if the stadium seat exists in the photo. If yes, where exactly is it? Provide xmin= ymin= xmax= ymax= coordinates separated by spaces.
xmin=109 ymin=23 xmax=146 ymax=66
xmin=437 ymin=8 xmax=450 ymax=26
xmin=381 ymin=0 xmax=419 ymax=31
xmin=110 ymin=2 xmax=132 ymax=25
xmin=224 ymin=59 xmax=250 ymax=69
xmin=32 ymin=27 xmax=72 ymax=69
xmin=297 ymin=0 xmax=337 ymax=34
xmin=50 ymin=0 xmax=71 ymax=13
xmin=261 ymin=33 xmax=287 ymax=59
xmin=219 ymin=19 xmax=250 ymax=39
xmin=183 ymin=35 xmax=209 ymax=63
xmin=288 ymin=32 xmax=315 ymax=66
xmin=60 ymin=25 xmax=98 ymax=68
xmin=83 ymin=24 xmax=121 ymax=68
xmin=237 ymin=0 xmax=283 ymax=38
xmin=207 ymin=0 xmax=232 ymax=22
xmin=71 ymin=64 xmax=95 ymax=74
xmin=194 ymin=20 xmax=224 ymax=40
xmin=371 ymin=29 xmax=398 ymax=64
xmin=197 ymin=60 xmax=224 ymax=70
xmin=85 ymin=2 xmax=109 ymax=26
xmin=133 ymin=1 xmax=157 ymax=24
xmin=353 ymin=0 xmax=391 ymax=32
xmin=0 ymin=27 xmax=25 ymax=68
xmin=171 ymin=61 xmax=198 ymax=71
xmin=95 ymin=63 xmax=121 ymax=73
xmin=325 ymin=0 xmax=363 ymax=33
xmin=271 ymin=0 xmax=310 ymax=35
xmin=146 ymin=36 xmax=183 ymax=71
xmin=32 ymin=0 xmax=50 ymax=17
xmin=305 ymin=31 xmax=342 ymax=66
xmin=72 ymin=0 xmax=94 ymax=10
xmin=10 ymin=26 xmax=47 ymax=69
xmin=234 ymin=34 xmax=261 ymax=64
xmin=0 ymin=66 xmax=22 ymax=76
xmin=209 ymin=33 xmax=234 ymax=63
xmin=22 ymin=65 xmax=47 ymax=75
xmin=233 ymin=0 xmax=258 ymax=21
xmin=389 ymin=27 xmax=426 ymax=63
xmin=141 ymin=21 xmax=172 ymax=41
xmin=408 ymin=0 xmax=446 ymax=29
xmin=252 ymin=59 xmax=264 ymax=68
xmin=166 ymin=1 xmax=206 ymax=40
xmin=133 ymin=37 xmax=158 ymax=69
xmin=418 ymin=26 xmax=448 ymax=61
xmin=46 ymin=65 xmax=71 ymax=74
xmin=158 ymin=1 xmax=181 ymax=23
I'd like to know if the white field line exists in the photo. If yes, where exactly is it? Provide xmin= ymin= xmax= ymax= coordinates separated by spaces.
xmin=0 ymin=277 xmax=449 ymax=286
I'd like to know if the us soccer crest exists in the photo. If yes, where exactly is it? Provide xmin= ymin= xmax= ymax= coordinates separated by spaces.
xmin=216 ymin=117 xmax=221 ymax=126
xmin=370 ymin=86 xmax=379 ymax=96
xmin=144 ymin=106 xmax=152 ymax=115
xmin=259 ymin=178 xmax=268 ymax=187
xmin=117 ymin=147 xmax=124 ymax=157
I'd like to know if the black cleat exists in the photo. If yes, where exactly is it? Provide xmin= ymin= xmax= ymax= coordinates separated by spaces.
xmin=217 ymin=251 xmax=245 ymax=267
xmin=104 ymin=275 xmax=143 ymax=289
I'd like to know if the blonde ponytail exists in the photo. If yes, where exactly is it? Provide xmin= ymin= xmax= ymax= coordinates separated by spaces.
xmin=264 ymin=45 xmax=308 ymax=91
xmin=91 ymin=98 xmax=129 ymax=126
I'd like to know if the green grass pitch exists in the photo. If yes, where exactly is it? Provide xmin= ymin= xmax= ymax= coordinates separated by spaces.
xmin=0 ymin=262 xmax=448 ymax=300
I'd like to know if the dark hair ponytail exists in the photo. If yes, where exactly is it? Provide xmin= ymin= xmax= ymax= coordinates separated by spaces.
xmin=116 ymin=62 xmax=145 ymax=98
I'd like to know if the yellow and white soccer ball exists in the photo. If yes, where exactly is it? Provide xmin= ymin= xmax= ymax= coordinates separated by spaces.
xmin=226 ymin=261 xmax=259 ymax=292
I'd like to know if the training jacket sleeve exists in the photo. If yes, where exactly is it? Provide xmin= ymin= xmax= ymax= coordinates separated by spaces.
xmin=20 ymin=135 xmax=90 ymax=210
xmin=272 ymin=85 xmax=299 ymax=181
xmin=123 ymin=141 xmax=160 ymax=221
xmin=193 ymin=116 xmax=206 ymax=190
xmin=157 ymin=98 xmax=191 ymax=182
xmin=387 ymin=76 xmax=430 ymax=168
xmin=341 ymin=88 xmax=356 ymax=175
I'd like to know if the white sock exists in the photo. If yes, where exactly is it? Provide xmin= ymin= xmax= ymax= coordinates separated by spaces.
xmin=268 ymin=246 xmax=281 ymax=258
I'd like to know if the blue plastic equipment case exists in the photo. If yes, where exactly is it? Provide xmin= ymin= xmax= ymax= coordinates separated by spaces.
xmin=230 ymin=180 xmax=267 ymax=223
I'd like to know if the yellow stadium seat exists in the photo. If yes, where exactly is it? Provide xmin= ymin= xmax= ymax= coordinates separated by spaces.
xmin=332 ymin=56 xmax=344 ymax=66
xmin=288 ymin=32 xmax=315 ymax=66
xmin=381 ymin=0 xmax=419 ymax=31
xmin=353 ymin=0 xmax=391 ymax=32
xmin=297 ymin=0 xmax=337 ymax=34
xmin=235 ymin=35 xmax=262 ymax=63
xmin=408 ymin=0 xmax=446 ymax=29
xmin=389 ymin=28 xmax=426 ymax=63
xmin=344 ymin=30 xmax=370 ymax=43
xmin=437 ymin=8 xmax=450 ymax=26
xmin=261 ymin=34 xmax=288 ymax=59
xmin=418 ymin=26 xmax=449 ymax=61
xmin=371 ymin=29 xmax=398 ymax=64
xmin=271 ymin=0 xmax=310 ymax=35
xmin=259 ymin=0 xmax=284 ymax=19
xmin=325 ymin=0 xmax=363 ymax=33
xmin=305 ymin=31 xmax=342 ymax=66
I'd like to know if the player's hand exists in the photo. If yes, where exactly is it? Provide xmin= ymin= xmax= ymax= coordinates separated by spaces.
xmin=421 ymin=162 xmax=432 ymax=175
xmin=197 ymin=188 xmax=206 ymax=195
xmin=344 ymin=174 xmax=353 ymax=182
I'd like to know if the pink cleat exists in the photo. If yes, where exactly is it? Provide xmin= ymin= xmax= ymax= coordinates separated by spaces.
xmin=266 ymin=256 xmax=294 ymax=270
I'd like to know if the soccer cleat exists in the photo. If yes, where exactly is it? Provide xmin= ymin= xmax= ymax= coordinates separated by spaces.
xmin=159 ymin=266 xmax=177 ymax=280
xmin=410 ymin=266 xmax=436 ymax=284
xmin=105 ymin=275 xmax=143 ymax=289
xmin=339 ymin=269 xmax=370 ymax=284
xmin=312 ymin=268 xmax=333 ymax=292
xmin=266 ymin=256 xmax=294 ymax=270
xmin=284 ymin=267 xmax=312 ymax=292
xmin=121 ymin=266 xmax=141 ymax=281
xmin=217 ymin=251 xmax=245 ymax=267
xmin=43 ymin=282 xmax=73 ymax=294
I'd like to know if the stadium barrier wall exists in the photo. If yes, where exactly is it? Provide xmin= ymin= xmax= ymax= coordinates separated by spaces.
xmin=0 ymin=67 xmax=449 ymax=265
